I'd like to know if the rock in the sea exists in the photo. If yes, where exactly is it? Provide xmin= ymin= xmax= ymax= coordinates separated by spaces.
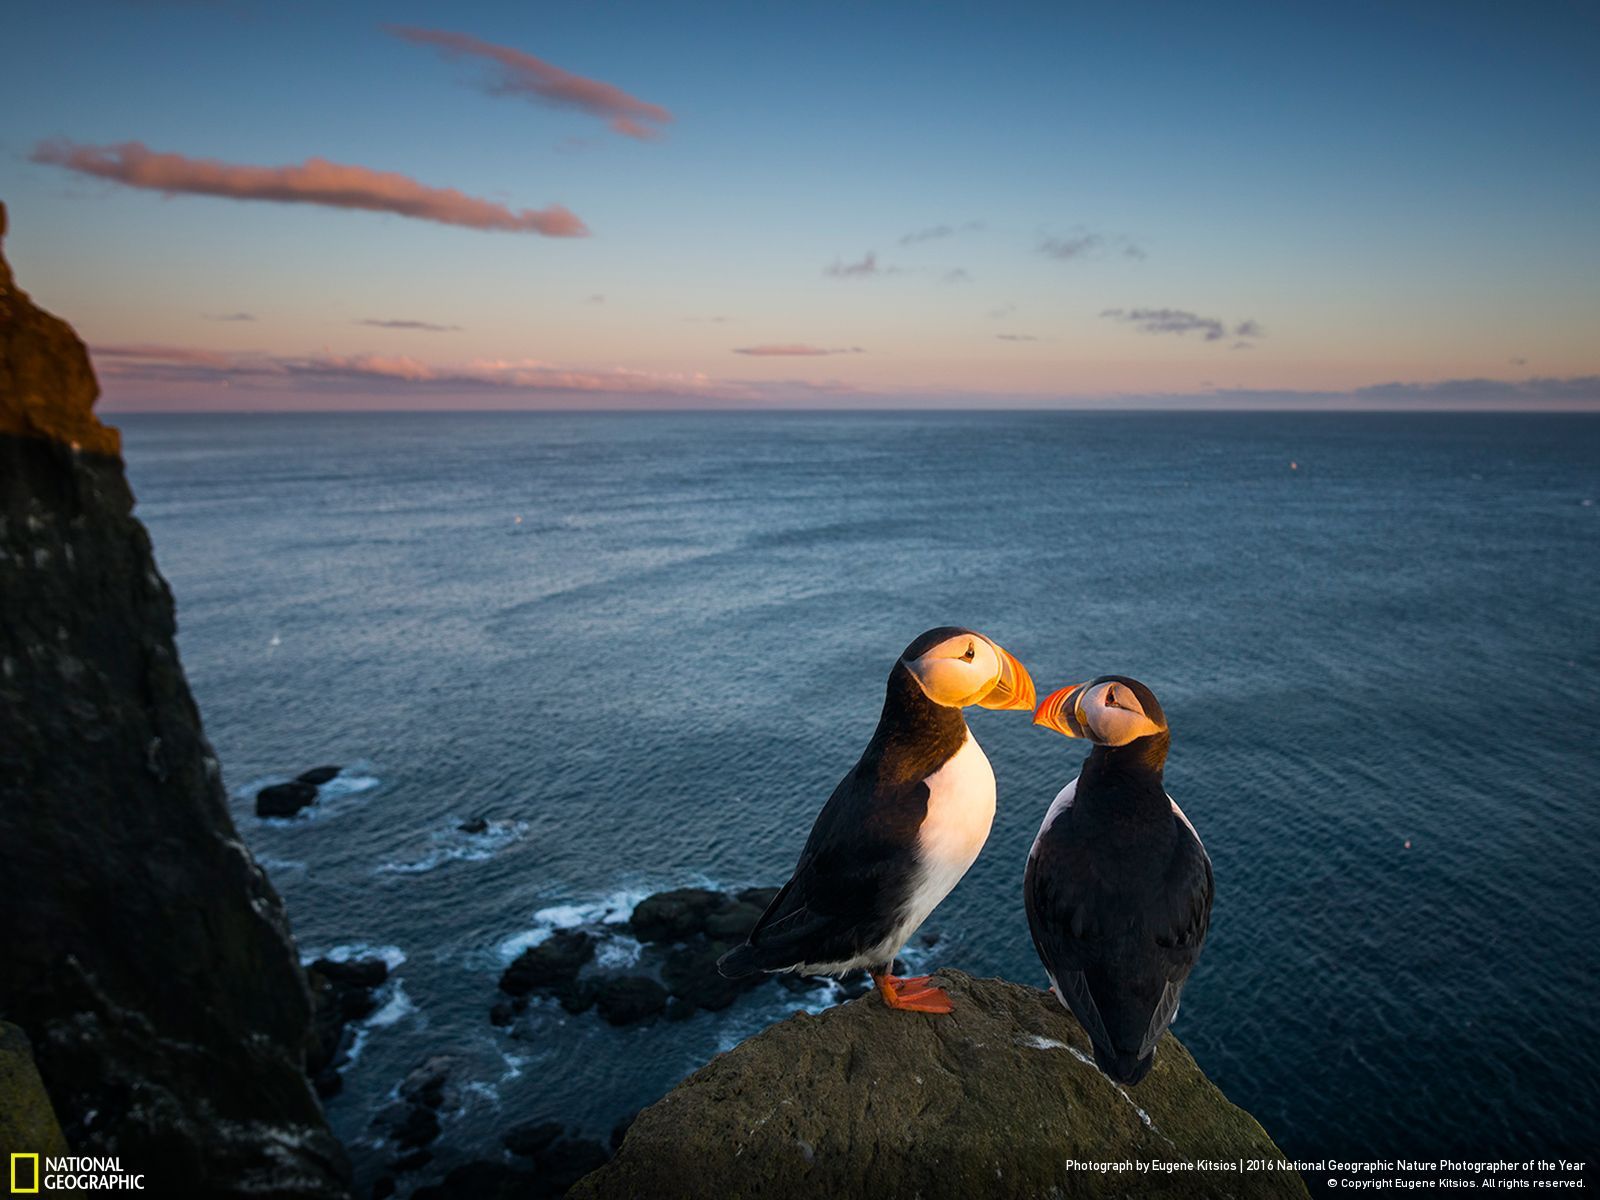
xmin=0 ymin=204 xmax=348 ymax=1195
xmin=305 ymin=956 xmax=389 ymax=1096
xmin=399 ymin=1055 xmax=454 ymax=1110
xmin=570 ymin=970 xmax=1306 ymax=1200
xmin=502 ymin=1118 xmax=565 ymax=1158
xmin=458 ymin=816 xmax=490 ymax=834
xmin=313 ymin=956 xmax=390 ymax=991
xmin=660 ymin=937 xmax=762 ymax=1011
xmin=257 ymin=780 xmax=320 ymax=818
xmin=593 ymin=975 xmax=669 ymax=1026
xmin=499 ymin=930 xmax=596 ymax=996
xmin=296 ymin=764 xmax=342 ymax=785
xmin=628 ymin=887 xmax=728 ymax=943
xmin=375 ymin=1099 xmax=441 ymax=1151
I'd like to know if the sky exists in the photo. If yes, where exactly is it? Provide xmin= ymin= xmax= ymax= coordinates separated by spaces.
xmin=3 ymin=0 xmax=1598 ymax=410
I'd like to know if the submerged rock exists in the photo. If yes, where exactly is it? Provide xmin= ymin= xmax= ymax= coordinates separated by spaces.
xmin=572 ymin=970 xmax=1306 ymax=1200
xmin=0 ymin=204 xmax=347 ymax=1196
xmin=458 ymin=816 xmax=490 ymax=834
xmin=593 ymin=975 xmax=669 ymax=1026
xmin=296 ymin=764 xmax=342 ymax=785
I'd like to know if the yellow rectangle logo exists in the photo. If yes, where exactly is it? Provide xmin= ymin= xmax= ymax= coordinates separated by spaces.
xmin=10 ymin=1152 xmax=41 ymax=1193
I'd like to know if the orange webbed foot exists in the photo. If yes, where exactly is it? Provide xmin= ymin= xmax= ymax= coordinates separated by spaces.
xmin=874 ymin=972 xmax=954 ymax=1015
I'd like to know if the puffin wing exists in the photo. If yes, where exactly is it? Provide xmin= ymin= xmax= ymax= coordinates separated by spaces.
xmin=737 ymin=762 xmax=928 ymax=969
xmin=1024 ymin=782 xmax=1115 ymax=1050
xmin=1135 ymin=799 xmax=1214 ymax=1056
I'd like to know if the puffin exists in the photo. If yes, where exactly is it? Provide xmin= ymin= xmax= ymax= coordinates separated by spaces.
xmin=718 ymin=627 xmax=1036 ymax=1013
xmin=1026 ymin=676 xmax=1212 ymax=1083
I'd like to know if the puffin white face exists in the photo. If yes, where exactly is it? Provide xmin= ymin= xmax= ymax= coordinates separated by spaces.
xmin=902 ymin=629 xmax=1036 ymax=711
xmin=1033 ymin=675 xmax=1167 ymax=746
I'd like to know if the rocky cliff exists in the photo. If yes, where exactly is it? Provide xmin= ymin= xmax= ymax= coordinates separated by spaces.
xmin=0 ymin=203 xmax=349 ymax=1197
xmin=572 ymin=970 xmax=1307 ymax=1200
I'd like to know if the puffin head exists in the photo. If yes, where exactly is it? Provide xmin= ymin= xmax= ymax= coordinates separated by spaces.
xmin=1032 ymin=675 xmax=1167 ymax=745
xmin=899 ymin=627 xmax=1036 ymax=711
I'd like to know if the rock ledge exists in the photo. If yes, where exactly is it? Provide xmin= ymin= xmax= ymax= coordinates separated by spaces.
xmin=573 ymin=970 xmax=1307 ymax=1200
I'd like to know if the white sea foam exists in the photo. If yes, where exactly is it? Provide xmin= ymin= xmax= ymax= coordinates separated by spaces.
xmin=594 ymin=935 xmax=645 ymax=970
xmin=301 ymin=942 xmax=407 ymax=971
xmin=499 ymin=1052 xmax=528 ymax=1082
xmin=366 ymin=980 xmax=416 ymax=1029
xmin=374 ymin=819 xmax=530 ymax=876
xmin=1021 ymin=1034 xmax=1071 ymax=1051
xmin=495 ymin=887 xmax=651 ymax=964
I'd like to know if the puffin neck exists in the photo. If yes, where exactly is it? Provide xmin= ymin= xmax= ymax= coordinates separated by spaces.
xmin=866 ymin=663 xmax=970 ymax=785
xmin=1078 ymin=733 xmax=1170 ymax=814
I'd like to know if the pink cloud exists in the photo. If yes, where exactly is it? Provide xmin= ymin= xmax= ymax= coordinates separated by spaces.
xmin=733 ymin=344 xmax=864 ymax=357
xmin=387 ymin=26 xmax=672 ymax=141
xmin=824 ymin=252 xmax=881 ymax=278
xmin=89 ymin=344 xmax=756 ymax=402
xmin=32 ymin=140 xmax=587 ymax=236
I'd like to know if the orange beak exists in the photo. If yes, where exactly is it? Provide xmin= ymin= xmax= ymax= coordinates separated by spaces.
xmin=976 ymin=644 xmax=1037 ymax=711
xmin=1033 ymin=682 xmax=1092 ymax=737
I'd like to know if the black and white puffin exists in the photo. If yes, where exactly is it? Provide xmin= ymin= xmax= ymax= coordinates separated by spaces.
xmin=718 ymin=627 xmax=1036 ymax=1013
xmin=1026 ymin=676 xmax=1212 ymax=1083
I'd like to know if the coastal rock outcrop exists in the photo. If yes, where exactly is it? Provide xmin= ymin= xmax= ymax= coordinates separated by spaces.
xmin=0 ymin=204 xmax=350 ymax=1196
xmin=571 ymin=970 xmax=1307 ymax=1200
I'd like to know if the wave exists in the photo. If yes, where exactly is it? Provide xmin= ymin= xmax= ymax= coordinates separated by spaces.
xmin=301 ymin=942 xmax=408 ymax=971
xmin=495 ymin=887 xmax=651 ymax=964
xmin=373 ymin=818 xmax=530 ymax=876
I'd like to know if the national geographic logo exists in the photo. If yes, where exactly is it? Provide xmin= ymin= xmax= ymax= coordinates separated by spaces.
xmin=8 ymin=1155 xmax=145 ymax=1192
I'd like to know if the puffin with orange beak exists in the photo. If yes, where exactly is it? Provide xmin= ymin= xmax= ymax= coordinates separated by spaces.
xmin=1026 ymin=676 xmax=1213 ymax=1083
xmin=719 ymin=627 xmax=1035 ymax=1013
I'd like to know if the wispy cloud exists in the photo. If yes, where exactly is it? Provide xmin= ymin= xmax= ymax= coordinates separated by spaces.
xmin=386 ymin=26 xmax=672 ymax=140
xmin=1510 ymin=356 xmax=1528 ymax=366
xmin=91 ymin=343 xmax=751 ymax=401
xmin=988 ymin=302 xmax=1017 ymax=320
xmin=358 ymin=318 xmax=461 ymax=332
xmin=942 ymin=268 xmax=972 ymax=284
xmin=732 ymin=344 xmax=864 ymax=357
xmin=996 ymin=333 xmax=1038 ymax=342
xmin=898 ymin=220 xmax=984 ymax=246
xmin=1039 ymin=231 xmax=1146 ymax=262
xmin=32 ymin=140 xmax=587 ymax=236
xmin=1101 ymin=307 xmax=1263 ymax=344
xmin=824 ymin=251 xmax=885 ymax=279
xmin=203 ymin=311 xmax=255 ymax=322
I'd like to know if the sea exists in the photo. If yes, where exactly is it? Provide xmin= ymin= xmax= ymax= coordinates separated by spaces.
xmin=116 ymin=411 xmax=1599 ymax=1188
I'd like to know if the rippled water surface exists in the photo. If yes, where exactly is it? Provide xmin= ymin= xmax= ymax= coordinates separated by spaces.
xmin=118 ymin=411 xmax=1600 ymax=1183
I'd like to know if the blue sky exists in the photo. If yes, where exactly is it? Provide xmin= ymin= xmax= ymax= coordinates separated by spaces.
xmin=4 ymin=0 xmax=1597 ymax=408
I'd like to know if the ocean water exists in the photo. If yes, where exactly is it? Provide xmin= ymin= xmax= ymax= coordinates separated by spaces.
xmin=117 ymin=411 xmax=1600 ymax=1185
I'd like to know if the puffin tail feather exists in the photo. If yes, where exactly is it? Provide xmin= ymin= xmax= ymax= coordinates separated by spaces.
xmin=1094 ymin=1043 xmax=1155 ymax=1086
xmin=716 ymin=943 xmax=764 ymax=979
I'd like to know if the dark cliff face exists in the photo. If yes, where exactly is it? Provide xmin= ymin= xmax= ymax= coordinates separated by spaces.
xmin=0 ymin=203 xmax=350 ymax=1198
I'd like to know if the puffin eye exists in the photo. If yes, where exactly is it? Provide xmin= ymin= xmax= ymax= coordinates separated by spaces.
xmin=962 ymin=643 xmax=976 ymax=662
xmin=1104 ymin=685 xmax=1118 ymax=707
